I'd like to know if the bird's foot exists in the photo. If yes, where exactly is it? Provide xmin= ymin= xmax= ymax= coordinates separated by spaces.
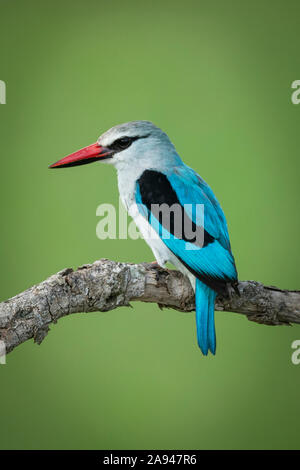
xmin=150 ymin=260 xmax=167 ymax=269
xmin=226 ymin=281 xmax=240 ymax=299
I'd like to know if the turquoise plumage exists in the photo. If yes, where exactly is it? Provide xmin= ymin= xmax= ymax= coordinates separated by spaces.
xmin=196 ymin=280 xmax=217 ymax=355
xmin=136 ymin=164 xmax=237 ymax=355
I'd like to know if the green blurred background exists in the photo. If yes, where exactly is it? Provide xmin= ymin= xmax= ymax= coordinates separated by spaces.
xmin=0 ymin=0 xmax=300 ymax=450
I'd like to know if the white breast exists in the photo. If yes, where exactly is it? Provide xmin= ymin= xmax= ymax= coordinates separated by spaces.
xmin=116 ymin=166 xmax=195 ymax=289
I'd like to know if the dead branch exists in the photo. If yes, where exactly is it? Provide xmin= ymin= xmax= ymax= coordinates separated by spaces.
xmin=0 ymin=259 xmax=299 ymax=355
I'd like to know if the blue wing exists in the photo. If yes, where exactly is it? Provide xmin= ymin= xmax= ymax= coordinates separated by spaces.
xmin=169 ymin=165 xmax=232 ymax=252
xmin=135 ymin=165 xmax=237 ymax=292
xmin=135 ymin=165 xmax=237 ymax=355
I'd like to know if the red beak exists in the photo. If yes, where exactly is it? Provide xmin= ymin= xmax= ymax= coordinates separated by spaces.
xmin=49 ymin=143 xmax=113 ymax=168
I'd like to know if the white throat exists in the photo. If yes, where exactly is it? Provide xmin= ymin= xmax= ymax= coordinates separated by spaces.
xmin=116 ymin=164 xmax=145 ymax=212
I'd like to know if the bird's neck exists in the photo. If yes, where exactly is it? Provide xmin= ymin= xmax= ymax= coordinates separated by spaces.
xmin=115 ymin=150 xmax=182 ymax=212
xmin=116 ymin=165 xmax=145 ymax=212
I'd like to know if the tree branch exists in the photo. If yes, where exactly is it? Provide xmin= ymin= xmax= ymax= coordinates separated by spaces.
xmin=0 ymin=259 xmax=299 ymax=355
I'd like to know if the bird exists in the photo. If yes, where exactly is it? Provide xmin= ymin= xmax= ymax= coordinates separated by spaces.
xmin=49 ymin=121 xmax=238 ymax=355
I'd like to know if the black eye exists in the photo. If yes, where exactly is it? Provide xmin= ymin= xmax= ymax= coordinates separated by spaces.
xmin=113 ymin=136 xmax=132 ymax=151
xmin=109 ymin=134 xmax=149 ymax=153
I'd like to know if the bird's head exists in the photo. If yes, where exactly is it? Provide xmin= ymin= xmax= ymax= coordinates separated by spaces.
xmin=49 ymin=121 xmax=180 ymax=171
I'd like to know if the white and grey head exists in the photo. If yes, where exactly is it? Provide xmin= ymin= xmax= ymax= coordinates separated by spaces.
xmin=49 ymin=121 xmax=182 ymax=172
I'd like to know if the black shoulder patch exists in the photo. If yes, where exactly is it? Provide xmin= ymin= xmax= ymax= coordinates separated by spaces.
xmin=138 ymin=169 xmax=214 ymax=247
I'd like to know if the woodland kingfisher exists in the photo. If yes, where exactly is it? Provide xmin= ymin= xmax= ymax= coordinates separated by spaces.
xmin=49 ymin=121 xmax=238 ymax=355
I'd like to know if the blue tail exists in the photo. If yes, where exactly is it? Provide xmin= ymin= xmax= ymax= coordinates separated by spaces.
xmin=195 ymin=279 xmax=217 ymax=355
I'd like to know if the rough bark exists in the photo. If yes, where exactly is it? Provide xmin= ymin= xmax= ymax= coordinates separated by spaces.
xmin=0 ymin=259 xmax=299 ymax=355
